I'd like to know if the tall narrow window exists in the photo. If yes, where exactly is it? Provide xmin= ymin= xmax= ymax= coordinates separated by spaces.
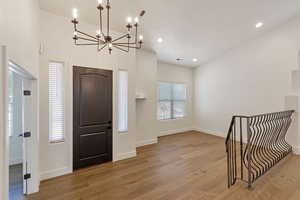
xmin=118 ymin=70 xmax=128 ymax=132
xmin=49 ymin=62 xmax=65 ymax=143
xmin=157 ymin=82 xmax=187 ymax=120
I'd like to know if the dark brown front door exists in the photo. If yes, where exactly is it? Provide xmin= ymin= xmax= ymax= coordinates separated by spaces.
xmin=73 ymin=66 xmax=112 ymax=170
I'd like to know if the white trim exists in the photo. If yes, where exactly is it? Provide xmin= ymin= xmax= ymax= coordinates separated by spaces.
xmin=40 ymin=167 xmax=72 ymax=181
xmin=136 ymin=138 xmax=158 ymax=147
xmin=193 ymin=127 xmax=226 ymax=138
xmin=292 ymin=146 xmax=300 ymax=155
xmin=116 ymin=151 xmax=136 ymax=161
xmin=1 ymin=45 xmax=9 ymax=200
xmin=159 ymin=127 xmax=194 ymax=137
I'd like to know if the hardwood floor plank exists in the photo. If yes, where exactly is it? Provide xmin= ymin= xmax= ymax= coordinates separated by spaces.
xmin=27 ymin=131 xmax=300 ymax=200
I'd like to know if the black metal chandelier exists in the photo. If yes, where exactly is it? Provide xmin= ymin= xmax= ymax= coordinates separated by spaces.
xmin=71 ymin=0 xmax=145 ymax=54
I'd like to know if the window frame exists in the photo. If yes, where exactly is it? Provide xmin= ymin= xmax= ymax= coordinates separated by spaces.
xmin=117 ymin=69 xmax=129 ymax=133
xmin=48 ymin=61 xmax=66 ymax=144
xmin=157 ymin=81 xmax=187 ymax=121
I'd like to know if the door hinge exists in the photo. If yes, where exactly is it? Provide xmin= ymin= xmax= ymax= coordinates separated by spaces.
xmin=24 ymin=90 xmax=31 ymax=96
xmin=24 ymin=173 xmax=31 ymax=180
xmin=24 ymin=132 xmax=31 ymax=138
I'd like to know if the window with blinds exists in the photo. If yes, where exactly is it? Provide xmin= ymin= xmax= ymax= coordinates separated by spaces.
xmin=118 ymin=70 xmax=128 ymax=132
xmin=49 ymin=62 xmax=65 ymax=143
xmin=157 ymin=82 xmax=187 ymax=120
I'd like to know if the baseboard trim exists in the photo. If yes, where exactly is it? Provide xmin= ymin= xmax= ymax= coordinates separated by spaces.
xmin=116 ymin=151 xmax=137 ymax=161
xmin=40 ymin=167 xmax=72 ymax=181
xmin=193 ymin=127 xmax=226 ymax=138
xmin=293 ymin=146 xmax=300 ymax=155
xmin=136 ymin=138 xmax=158 ymax=147
xmin=159 ymin=127 xmax=194 ymax=137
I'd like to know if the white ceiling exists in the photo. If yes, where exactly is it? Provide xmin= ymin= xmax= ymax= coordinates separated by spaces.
xmin=40 ymin=0 xmax=300 ymax=67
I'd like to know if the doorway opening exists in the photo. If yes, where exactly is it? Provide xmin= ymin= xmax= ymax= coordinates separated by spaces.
xmin=8 ymin=61 xmax=35 ymax=199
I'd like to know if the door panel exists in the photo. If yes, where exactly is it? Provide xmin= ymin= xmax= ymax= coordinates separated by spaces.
xmin=73 ymin=66 xmax=112 ymax=170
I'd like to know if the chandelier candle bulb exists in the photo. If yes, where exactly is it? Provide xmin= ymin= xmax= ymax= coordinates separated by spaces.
xmin=139 ymin=35 xmax=143 ymax=41
xmin=134 ymin=17 xmax=139 ymax=24
xmin=127 ymin=17 xmax=132 ymax=24
xmin=97 ymin=0 xmax=103 ymax=5
xmin=72 ymin=8 xmax=78 ymax=19
xmin=97 ymin=30 xmax=101 ymax=36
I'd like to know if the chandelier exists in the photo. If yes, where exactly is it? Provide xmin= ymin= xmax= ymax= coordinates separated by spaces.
xmin=71 ymin=0 xmax=145 ymax=54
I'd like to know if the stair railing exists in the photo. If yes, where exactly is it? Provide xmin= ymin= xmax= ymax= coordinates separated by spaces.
xmin=225 ymin=110 xmax=294 ymax=188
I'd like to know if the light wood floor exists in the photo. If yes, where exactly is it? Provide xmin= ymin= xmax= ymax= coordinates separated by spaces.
xmin=27 ymin=131 xmax=300 ymax=200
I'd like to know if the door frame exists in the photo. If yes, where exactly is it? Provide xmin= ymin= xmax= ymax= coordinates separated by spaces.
xmin=1 ymin=46 xmax=39 ymax=200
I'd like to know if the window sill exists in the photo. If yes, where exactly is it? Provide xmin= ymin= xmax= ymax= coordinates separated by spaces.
xmin=158 ymin=117 xmax=186 ymax=122
xmin=119 ymin=130 xmax=128 ymax=134
xmin=49 ymin=140 xmax=65 ymax=145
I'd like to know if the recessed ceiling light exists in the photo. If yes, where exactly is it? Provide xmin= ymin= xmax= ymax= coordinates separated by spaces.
xmin=255 ymin=22 xmax=264 ymax=28
xmin=193 ymin=58 xmax=198 ymax=62
xmin=157 ymin=37 xmax=163 ymax=43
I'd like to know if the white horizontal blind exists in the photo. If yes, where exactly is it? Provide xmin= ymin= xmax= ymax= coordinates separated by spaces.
xmin=49 ymin=62 xmax=65 ymax=143
xmin=118 ymin=70 xmax=128 ymax=132
xmin=157 ymin=82 xmax=187 ymax=120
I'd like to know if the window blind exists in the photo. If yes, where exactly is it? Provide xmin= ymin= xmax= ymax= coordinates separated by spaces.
xmin=49 ymin=62 xmax=65 ymax=143
xmin=118 ymin=70 xmax=128 ymax=132
xmin=157 ymin=82 xmax=187 ymax=120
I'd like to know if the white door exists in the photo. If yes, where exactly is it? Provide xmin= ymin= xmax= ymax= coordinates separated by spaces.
xmin=22 ymin=78 xmax=33 ymax=195
xmin=9 ymin=72 xmax=23 ymax=166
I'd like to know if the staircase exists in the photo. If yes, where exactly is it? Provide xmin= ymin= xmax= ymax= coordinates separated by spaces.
xmin=225 ymin=110 xmax=294 ymax=188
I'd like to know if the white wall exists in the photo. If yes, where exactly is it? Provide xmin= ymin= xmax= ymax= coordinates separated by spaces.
xmin=157 ymin=62 xmax=194 ymax=136
xmin=136 ymin=50 xmax=158 ymax=146
xmin=0 ymin=0 xmax=40 ymax=198
xmin=39 ymin=10 xmax=137 ymax=180
xmin=194 ymin=15 xmax=300 ymax=138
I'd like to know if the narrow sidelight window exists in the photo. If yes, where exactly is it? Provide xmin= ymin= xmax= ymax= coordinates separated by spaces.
xmin=118 ymin=70 xmax=128 ymax=132
xmin=49 ymin=62 xmax=65 ymax=143
xmin=157 ymin=82 xmax=187 ymax=120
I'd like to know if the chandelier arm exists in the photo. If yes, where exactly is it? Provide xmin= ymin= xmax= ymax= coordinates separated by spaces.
xmin=112 ymin=33 xmax=129 ymax=43
xmin=113 ymin=45 xmax=129 ymax=52
xmin=99 ymin=8 xmax=103 ymax=35
xmin=113 ymin=42 xmax=138 ymax=45
xmin=76 ymin=30 xmax=99 ymax=40
xmin=73 ymin=23 xmax=77 ymax=31
xmin=114 ymin=44 xmax=140 ymax=49
xmin=107 ymin=1 xmax=110 ymax=37
xmin=135 ymin=24 xmax=138 ymax=44
xmin=128 ymin=37 xmax=130 ymax=51
xmin=98 ymin=43 xmax=108 ymax=51
xmin=77 ymin=36 xmax=99 ymax=43
xmin=75 ymin=43 xmax=99 ymax=46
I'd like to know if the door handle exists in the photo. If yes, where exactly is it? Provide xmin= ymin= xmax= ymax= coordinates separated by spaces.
xmin=18 ymin=134 xmax=23 ymax=137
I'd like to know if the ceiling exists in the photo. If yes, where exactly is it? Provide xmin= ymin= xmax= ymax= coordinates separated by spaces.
xmin=39 ymin=0 xmax=300 ymax=67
